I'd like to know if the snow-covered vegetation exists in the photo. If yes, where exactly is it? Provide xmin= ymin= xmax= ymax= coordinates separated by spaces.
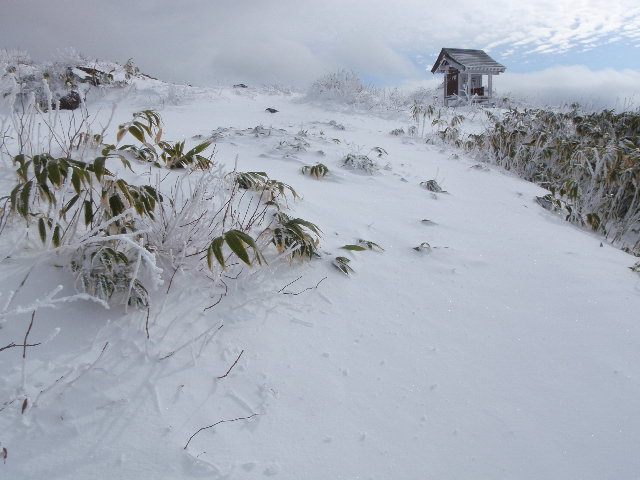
xmin=466 ymin=107 xmax=640 ymax=254
xmin=1 ymin=52 xmax=639 ymax=479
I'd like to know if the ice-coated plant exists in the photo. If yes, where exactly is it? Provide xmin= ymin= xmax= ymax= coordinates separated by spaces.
xmin=420 ymin=179 xmax=444 ymax=193
xmin=467 ymin=107 xmax=640 ymax=254
xmin=207 ymin=229 xmax=266 ymax=270
xmin=269 ymin=212 xmax=322 ymax=261
xmin=306 ymin=70 xmax=370 ymax=105
xmin=341 ymin=153 xmax=379 ymax=174
xmin=116 ymin=110 xmax=214 ymax=169
xmin=413 ymin=242 xmax=432 ymax=252
xmin=333 ymin=256 xmax=354 ymax=275
xmin=0 ymin=88 xmax=321 ymax=310
xmin=301 ymin=163 xmax=329 ymax=179
xmin=342 ymin=239 xmax=384 ymax=252
xmin=234 ymin=171 xmax=299 ymax=206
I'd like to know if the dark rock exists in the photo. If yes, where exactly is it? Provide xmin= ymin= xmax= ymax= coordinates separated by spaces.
xmin=58 ymin=91 xmax=81 ymax=110
xmin=265 ymin=108 xmax=278 ymax=113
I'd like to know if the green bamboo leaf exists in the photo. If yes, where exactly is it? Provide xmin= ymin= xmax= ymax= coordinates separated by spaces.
xmin=38 ymin=217 xmax=46 ymax=244
xmin=224 ymin=230 xmax=251 ymax=266
xmin=358 ymin=239 xmax=384 ymax=252
xmin=133 ymin=201 xmax=144 ymax=215
xmin=115 ymin=179 xmax=134 ymax=204
xmin=186 ymin=141 xmax=211 ymax=157
xmin=71 ymin=168 xmax=81 ymax=194
xmin=209 ymin=236 xmax=225 ymax=269
xmin=38 ymin=182 xmax=55 ymax=205
xmin=109 ymin=194 xmax=125 ymax=216
xmin=333 ymin=256 xmax=354 ymax=275
xmin=231 ymin=230 xmax=266 ymax=265
xmin=289 ymin=218 xmax=322 ymax=235
xmin=47 ymin=162 xmax=62 ymax=187
xmin=117 ymin=156 xmax=133 ymax=171
xmin=129 ymin=125 xmax=145 ymax=143
xmin=83 ymin=200 xmax=93 ymax=226
xmin=52 ymin=224 xmax=61 ymax=248
xmin=342 ymin=244 xmax=367 ymax=251
xmin=61 ymin=194 xmax=80 ymax=216
xmin=93 ymin=157 xmax=106 ymax=182
xmin=18 ymin=181 xmax=33 ymax=218
xmin=10 ymin=184 xmax=20 ymax=213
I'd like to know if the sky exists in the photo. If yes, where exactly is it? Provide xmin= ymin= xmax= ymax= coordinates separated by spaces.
xmin=1 ymin=0 xmax=639 ymax=108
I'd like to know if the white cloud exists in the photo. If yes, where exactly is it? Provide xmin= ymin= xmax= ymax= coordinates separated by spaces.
xmin=496 ymin=66 xmax=640 ymax=110
xmin=0 ymin=0 xmax=639 ymax=92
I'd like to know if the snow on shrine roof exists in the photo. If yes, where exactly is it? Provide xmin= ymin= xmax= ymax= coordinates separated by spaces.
xmin=431 ymin=48 xmax=506 ymax=74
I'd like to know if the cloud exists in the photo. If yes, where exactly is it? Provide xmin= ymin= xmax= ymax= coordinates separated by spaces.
xmin=496 ymin=66 xmax=640 ymax=110
xmin=0 ymin=0 xmax=639 ymax=91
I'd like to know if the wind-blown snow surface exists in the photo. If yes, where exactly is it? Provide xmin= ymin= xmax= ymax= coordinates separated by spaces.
xmin=1 ymin=83 xmax=639 ymax=480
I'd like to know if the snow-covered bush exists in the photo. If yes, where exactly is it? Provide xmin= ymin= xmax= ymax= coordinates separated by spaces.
xmin=0 ymin=50 xmax=146 ymax=112
xmin=0 ymin=88 xmax=322 ymax=310
xmin=307 ymin=70 xmax=368 ymax=104
xmin=341 ymin=153 xmax=380 ymax=174
xmin=301 ymin=163 xmax=329 ymax=179
xmin=466 ymin=107 xmax=640 ymax=253
xmin=420 ymin=179 xmax=445 ymax=193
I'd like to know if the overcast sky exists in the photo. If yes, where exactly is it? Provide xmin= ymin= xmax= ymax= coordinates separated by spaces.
xmin=2 ymin=0 xmax=639 ymax=107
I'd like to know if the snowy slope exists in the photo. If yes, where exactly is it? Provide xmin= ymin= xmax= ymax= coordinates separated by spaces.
xmin=1 ymin=82 xmax=639 ymax=480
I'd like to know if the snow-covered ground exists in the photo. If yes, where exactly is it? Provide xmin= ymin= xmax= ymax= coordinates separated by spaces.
xmin=1 ymin=79 xmax=639 ymax=480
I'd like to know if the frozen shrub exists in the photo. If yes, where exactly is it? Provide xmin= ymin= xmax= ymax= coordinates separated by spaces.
xmin=468 ymin=107 xmax=640 ymax=253
xmin=301 ymin=163 xmax=329 ymax=179
xmin=341 ymin=153 xmax=379 ymax=174
xmin=306 ymin=70 xmax=374 ymax=106
xmin=420 ymin=179 xmax=444 ymax=193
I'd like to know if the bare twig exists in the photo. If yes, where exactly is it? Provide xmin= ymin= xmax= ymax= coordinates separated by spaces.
xmin=203 ymin=295 xmax=223 ymax=312
xmin=0 ymin=342 xmax=41 ymax=353
xmin=217 ymin=350 xmax=244 ymax=379
xmin=184 ymin=413 xmax=258 ymax=449
xmin=145 ymin=307 xmax=150 ymax=340
xmin=166 ymin=266 xmax=179 ymax=294
xmin=159 ymin=324 xmax=223 ymax=360
xmin=281 ymin=276 xmax=327 ymax=296
xmin=23 ymin=311 xmax=35 ymax=359
xmin=277 ymin=276 xmax=302 ymax=293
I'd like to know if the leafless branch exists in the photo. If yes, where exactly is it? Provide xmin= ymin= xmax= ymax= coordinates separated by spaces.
xmin=184 ymin=413 xmax=258 ymax=449
xmin=217 ymin=350 xmax=244 ymax=379
xmin=23 ymin=311 xmax=35 ymax=359
xmin=166 ymin=266 xmax=179 ymax=294
xmin=277 ymin=276 xmax=302 ymax=293
xmin=203 ymin=295 xmax=223 ymax=312
xmin=159 ymin=324 xmax=223 ymax=360
xmin=281 ymin=276 xmax=327 ymax=296
xmin=0 ymin=341 xmax=41 ymax=353
xmin=145 ymin=307 xmax=150 ymax=340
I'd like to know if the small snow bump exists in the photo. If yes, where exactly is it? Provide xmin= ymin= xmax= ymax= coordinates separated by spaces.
xmin=263 ymin=463 xmax=280 ymax=476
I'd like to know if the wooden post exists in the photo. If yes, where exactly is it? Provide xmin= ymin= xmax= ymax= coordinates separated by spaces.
xmin=488 ymin=74 xmax=493 ymax=98
xmin=443 ymin=67 xmax=448 ymax=106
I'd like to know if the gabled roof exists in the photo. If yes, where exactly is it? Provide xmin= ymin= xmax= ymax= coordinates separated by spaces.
xmin=431 ymin=48 xmax=506 ymax=74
